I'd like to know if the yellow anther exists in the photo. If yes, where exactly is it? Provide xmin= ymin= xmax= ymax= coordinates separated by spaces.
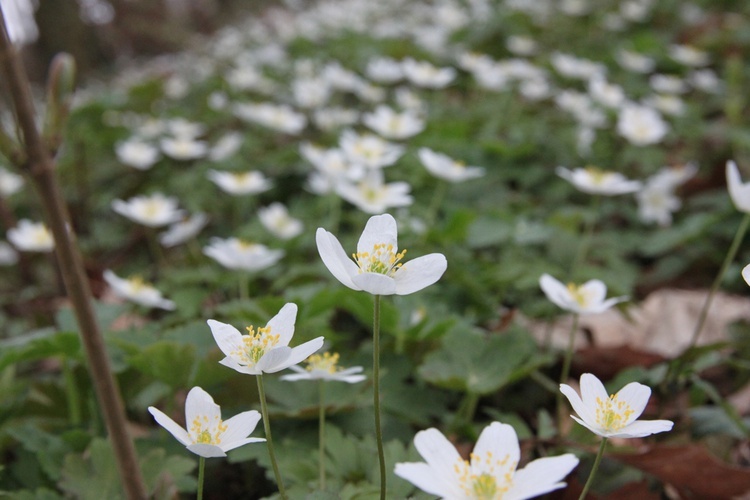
xmin=306 ymin=352 xmax=341 ymax=373
xmin=595 ymin=393 xmax=635 ymax=431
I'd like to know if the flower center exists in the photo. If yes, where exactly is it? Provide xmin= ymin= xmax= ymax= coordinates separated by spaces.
xmin=231 ymin=325 xmax=280 ymax=365
xmin=353 ymin=243 xmax=407 ymax=276
xmin=306 ymin=352 xmax=340 ymax=373
xmin=595 ymin=393 xmax=635 ymax=431
xmin=584 ymin=166 xmax=613 ymax=185
xmin=453 ymin=451 xmax=515 ymax=500
xmin=566 ymin=283 xmax=591 ymax=307
xmin=127 ymin=275 xmax=147 ymax=292
xmin=32 ymin=226 xmax=53 ymax=246
xmin=190 ymin=414 xmax=228 ymax=445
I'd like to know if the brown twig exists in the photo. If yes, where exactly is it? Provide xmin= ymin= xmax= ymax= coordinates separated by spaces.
xmin=0 ymin=7 xmax=147 ymax=500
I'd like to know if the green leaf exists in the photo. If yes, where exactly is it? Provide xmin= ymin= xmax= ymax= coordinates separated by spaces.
xmin=59 ymin=438 xmax=123 ymax=500
xmin=127 ymin=341 xmax=197 ymax=389
xmin=0 ymin=330 xmax=81 ymax=370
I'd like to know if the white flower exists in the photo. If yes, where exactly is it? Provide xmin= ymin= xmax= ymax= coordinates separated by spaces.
xmin=0 ymin=167 xmax=24 ymax=196
xmin=316 ymin=213 xmax=446 ymax=295
xmin=726 ymin=160 xmax=750 ymax=213
xmin=312 ymin=107 xmax=359 ymax=131
xmin=394 ymin=422 xmax=579 ymax=500
xmin=292 ymin=77 xmax=332 ymax=109
xmin=258 ymin=203 xmax=303 ymax=240
xmin=668 ymin=44 xmax=709 ymax=67
xmin=112 ymin=193 xmax=185 ymax=228
xmin=208 ymin=303 xmax=324 ymax=375
xmin=587 ymin=76 xmax=625 ymax=109
xmin=280 ymin=352 xmax=366 ymax=383
xmin=401 ymin=58 xmax=456 ymax=88
xmin=418 ymin=148 xmax=485 ymax=183
xmin=560 ymin=373 xmax=674 ymax=438
xmin=234 ymin=102 xmax=307 ymax=135
xmin=506 ymin=35 xmax=537 ymax=56
xmin=339 ymin=130 xmax=405 ymax=170
xmin=365 ymin=57 xmax=404 ymax=84
xmin=742 ymin=263 xmax=750 ymax=288
xmin=615 ymin=49 xmax=655 ymax=74
xmin=159 ymin=213 xmax=209 ymax=247
xmin=688 ymin=69 xmax=722 ymax=93
xmin=539 ymin=273 xmax=627 ymax=315
xmin=555 ymin=166 xmax=641 ymax=196
xmin=160 ymin=136 xmax=208 ymax=161
xmin=115 ymin=138 xmax=161 ymax=170
xmin=7 ymin=219 xmax=54 ymax=252
xmin=616 ymin=104 xmax=669 ymax=146
xmin=203 ymin=237 xmax=283 ymax=272
xmin=362 ymin=105 xmax=425 ymax=140
xmin=103 ymin=270 xmax=176 ymax=310
xmin=148 ymin=386 xmax=265 ymax=458
xmin=207 ymin=170 xmax=272 ymax=196
xmin=649 ymin=74 xmax=688 ymax=95
xmin=636 ymin=180 xmax=681 ymax=226
xmin=208 ymin=132 xmax=243 ymax=162
xmin=335 ymin=170 xmax=413 ymax=214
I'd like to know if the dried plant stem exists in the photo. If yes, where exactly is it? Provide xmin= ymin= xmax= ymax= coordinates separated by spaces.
xmin=0 ymin=8 xmax=147 ymax=500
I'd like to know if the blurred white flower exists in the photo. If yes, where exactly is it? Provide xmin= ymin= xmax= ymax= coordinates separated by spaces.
xmin=208 ymin=132 xmax=243 ymax=162
xmin=207 ymin=170 xmax=272 ymax=196
xmin=234 ymin=102 xmax=307 ymax=135
xmin=112 ymin=193 xmax=185 ymax=228
xmin=103 ymin=270 xmax=175 ymax=310
xmin=556 ymin=166 xmax=641 ymax=195
xmin=258 ymin=203 xmax=303 ymax=240
xmin=616 ymin=104 xmax=669 ymax=146
xmin=159 ymin=213 xmax=209 ymax=248
xmin=362 ymin=105 xmax=425 ymax=140
xmin=149 ymin=386 xmax=265 ymax=458
xmin=726 ymin=160 xmax=750 ymax=214
xmin=365 ymin=57 xmax=404 ymax=84
xmin=401 ymin=58 xmax=456 ymax=88
xmin=312 ymin=107 xmax=359 ymax=131
xmin=550 ymin=52 xmax=605 ymax=80
xmin=203 ymin=237 xmax=283 ymax=272
xmin=418 ymin=147 xmax=484 ymax=182
xmin=649 ymin=74 xmax=688 ymax=95
xmin=336 ymin=170 xmax=413 ymax=214
xmin=7 ymin=219 xmax=54 ymax=252
xmin=615 ymin=49 xmax=655 ymax=74
xmin=115 ymin=138 xmax=161 ymax=170
xmin=339 ymin=129 xmax=405 ymax=169
xmin=540 ymin=273 xmax=627 ymax=314
xmin=225 ymin=66 xmax=274 ymax=93
xmin=668 ymin=44 xmax=709 ymax=67
xmin=281 ymin=352 xmax=366 ymax=383
xmin=292 ymin=77 xmax=332 ymax=109
xmin=506 ymin=35 xmax=537 ymax=56
xmin=587 ymin=76 xmax=625 ymax=109
xmin=688 ymin=69 xmax=722 ymax=93
xmin=636 ymin=164 xmax=696 ymax=226
xmin=0 ymin=167 xmax=24 ymax=196
xmin=642 ymin=94 xmax=685 ymax=116
xmin=167 ymin=118 xmax=206 ymax=139
xmin=160 ymin=136 xmax=208 ymax=161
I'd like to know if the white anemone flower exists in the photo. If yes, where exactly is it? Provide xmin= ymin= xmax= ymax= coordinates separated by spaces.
xmin=560 ymin=373 xmax=674 ymax=438
xmin=339 ymin=129 xmax=405 ymax=170
xmin=207 ymin=303 xmax=324 ymax=375
xmin=160 ymin=136 xmax=208 ymax=161
xmin=112 ymin=193 xmax=185 ymax=228
xmin=115 ymin=138 xmax=161 ymax=170
xmin=148 ymin=386 xmax=265 ymax=458
xmin=418 ymin=148 xmax=485 ymax=183
xmin=394 ymin=422 xmax=579 ymax=499
xmin=401 ymin=58 xmax=456 ymax=88
xmin=335 ymin=170 xmax=413 ymax=214
xmin=280 ymin=352 xmax=366 ymax=383
xmin=159 ymin=213 xmax=209 ymax=248
xmin=208 ymin=132 xmax=243 ymax=162
xmin=207 ymin=170 xmax=272 ymax=196
xmin=316 ymin=213 xmax=446 ymax=295
xmin=362 ymin=105 xmax=425 ymax=140
xmin=102 ymin=270 xmax=176 ymax=310
xmin=258 ymin=203 xmax=303 ymax=240
xmin=234 ymin=102 xmax=307 ymax=135
xmin=365 ymin=56 xmax=404 ymax=84
xmin=555 ymin=166 xmax=641 ymax=195
xmin=636 ymin=180 xmax=681 ymax=227
xmin=203 ymin=237 xmax=283 ymax=272
xmin=616 ymin=104 xmax=669 ymax=146
xmin=742 ymin=263 xmax=750 ymax=287
xmin=539 ymin=273 xmax=627 ymax=315
xmin=726 ymin=160 xmax=750 ymax=213
xmin=0 ymin=167 xmax=25 ymax=196
xmin=7 ymin=219 xmax=54 ymax=252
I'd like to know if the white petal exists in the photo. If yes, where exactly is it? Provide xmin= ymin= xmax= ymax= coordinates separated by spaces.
xmin=315 ymin=228 xmax=360 ymax=290
xmin=726 ymin=160 xmax=750 ymax=213
xmin=207 ymin=320 xmax=244 ymax=358
xmin=219 ymin=410 xmax=262 ymax=450
xmin=580 ymin=373 xmax=609 ymax=410
xmin=539 ymin=274 xmax=575 ymax=311
xmin=560 ymin=383 xmax=597 ymax=428
xmin=351 ymin=273 xmax=397 ymax=295
xmin=394 ymin=253 xmax=447 ymax=295
xmin=219 ymin=356 xmax=259 ymax=375
xmin=267 ymin=303 xmax=297 ymax=347
xmin=579 ymin=279 xmax=607 ymax=305
xmin=221 ymin=437 xmax=266 ymax=453
xmin=185 ymin=387 xmax=221 ymax=441
xmin=412 ymin=428 xmax=463 ymax=495
xmin=472 ymin=422 xmax=519 ymax=479
xmin=614 ymin=381 xmax=651 ymax=424
xmin=357 ymin=213 xmax=398 ymax=255
xmin=742 ymin=264 xmax=750 ymax=287
xmin=148 ymin=406 xmax=191 ymax=446
xmin=256 ymin=346 xmax=292 ymax=373
xmin=613 ymin=419 xmax=673 ymax=438
xmin=393 ymin=462 xmax=449 ymax=497
xmin=268 ymin=337 xmax=325 ymax=373
xmin=507 ymin=454 xmax=579 ymax=500
xmin=571 ymin=414 xmax=606 ymax=437
xmin=186 ymin=443 xmax=227 ymax=458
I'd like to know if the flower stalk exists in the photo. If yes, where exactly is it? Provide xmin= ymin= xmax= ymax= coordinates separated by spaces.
xmin=373 ymin=294 xmax=386 ymax=499
xmin=256 ymin=374 xmax=287 ymax=499
xmin=579 ymin=438 xmax=607 ymax=500
xmin=197 ymin=457 xmax=206 ymax=500
xmin=318 ymin=380 xmax=327 ymax=491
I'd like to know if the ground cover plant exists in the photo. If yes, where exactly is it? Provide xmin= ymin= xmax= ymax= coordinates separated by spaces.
xmin=1 ymin=0 xmax=750 ymax=498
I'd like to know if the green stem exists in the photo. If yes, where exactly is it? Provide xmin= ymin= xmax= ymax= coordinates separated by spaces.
xmin=256 ymin=374 xmax=287 ymax=499
xmin=328 ymin=193 xmax=342 ymax=234
xmin=688 ymin=212 xmax=750 ymax=349
xmin=569 ymin=195 xmax=600 ymax=280
xmin=373 ymin=294 xmax=386 ymax=499
xmin=557 ymin=314 xmax=580 ymax=429
xmin=579 ymin=438 xmax=608 ymax=500
xmin=239 ymin=273 xmax=249 ymax=302
xmin=61 ymin=357 xmax=81 ymax=426
xmin=197 ymin=457 xmax=205 ymax=500
xmin=319 ymin=380 xmax=326 ymax=491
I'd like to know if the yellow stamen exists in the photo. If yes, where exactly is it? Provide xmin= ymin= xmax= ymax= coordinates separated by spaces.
xmin=306 ymin=352 xmax=341 ymax=374
xmin=353 ymin=243 xmax=407 ymax=276
xmin=190 ymin=414 xmax=228 ymax=445
xmin=595 ymin=393 xmax=635 ymax=432
xmin=229 ymin=325 xmax=280 ymax=366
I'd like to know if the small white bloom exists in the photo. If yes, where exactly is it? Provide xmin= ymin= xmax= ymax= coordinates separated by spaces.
xmin=160 ymin=136 xmax=208 ymax=161
xmin=112 ymin=193 xmax=185 ymax=228
xmin=418 ymin=148 xmax=484 ymax=183
xmin=506 ymin=35 xmax=537 ymax=56
xmin=550 ymin=52 xmax=605 ymax=80
xmin=339 ymin=129 xmax=405 ymax=170
xmin=7 ymin=219 xmax=54 ymax=252
xmin=103 ymin=270 xmax=176 ymax=310
xmin=0 ymin=167 xmax=24 ymax=196
xmin=539 ymin=273 xmax=628 ymax=315
xmin=401 ymin=58 xmax=456 ymax=88
xmin=394 ymin=422 xmax=579 ymax=499
xmin=365 ymin=57 xmax=404 ymax=84
xmin=362 ymin=105 xmax=425 ymax=140
xmin=167 ymin=118 xmax=206 ymax=139
xmin=280 ymin=352 xmax=366 ymax=383
xmin=234 ymin=102 xmax=307 ymax=135
xmin=203 ymin=237 xmax=283 ymax=272
xmin=615 ymin=49 xmax=655 ymax=74
xmin=649 ymin=74 xmax=688 ymax=95
xmin=115 ymin=138 xmax=161 ymax=170
xmin=208 ymin=303 xmax=324 ymax=375
xmin=312 ymin=107 xmax=359 ymax=131
xmin=587 ymin=76 xmax=625 ymax=109
xmin=556 ymin=166 xmax=641 ymax=195
xmin=159 ymin=213 xmax=209 ymax=248
xmin=636 ymin=180 xmax=681 ymax=226
xmin=335 ymin=170 xmax=413 ymax=214
xmin=726 ymin=160 xmax=750 ymax=213
xmin=316 ymin=213 xmax=446 ymax=295
xmin=560 ymin=373 xmax=674 ymax=438
xmin=208 ymin=132 xmax=243 ymax=162
xmin=688 ymin=69 xmax=722 ymax=93
xmin=616 ymin=104 xmax=669 ymax=146
xmin=292 ymin=77 xmax=332 ymax=109
xmin=642 ymin=94 xmax=685 ymax=117
xmin=258 ymin=203 xmax=303 ymax=240
xmin=668 ymin=44 xmax=710 ymax=67
xmin=148 ymin=386 xmax=265 ymax=458
xmin=207 ymin=170 xmax=272 ymax=196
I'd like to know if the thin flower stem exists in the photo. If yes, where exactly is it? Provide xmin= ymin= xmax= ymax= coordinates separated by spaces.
xmin=197 ymin=457 xmax=205 ymax=500
xmin=688 ymin=212 xmax=750 ymax=349
xmin=239 ymin=273 xmax=249 ymax=302
xmin=62 ymin=357 xmax=81 ymax=426
xmin=373 ymin=294 xmax=386 ymax=500
xmin=569 ymin=195 xmax=600 ymax=280
xmin=578 ymin=438 xmax=608 ymax=500
xmin=319 ymin=380 xmax=326 ymax=491
xmin=557 ymin=314 xmax=580 ymax=430
xmin=256 ymin=374 xmax=287 ymax=500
